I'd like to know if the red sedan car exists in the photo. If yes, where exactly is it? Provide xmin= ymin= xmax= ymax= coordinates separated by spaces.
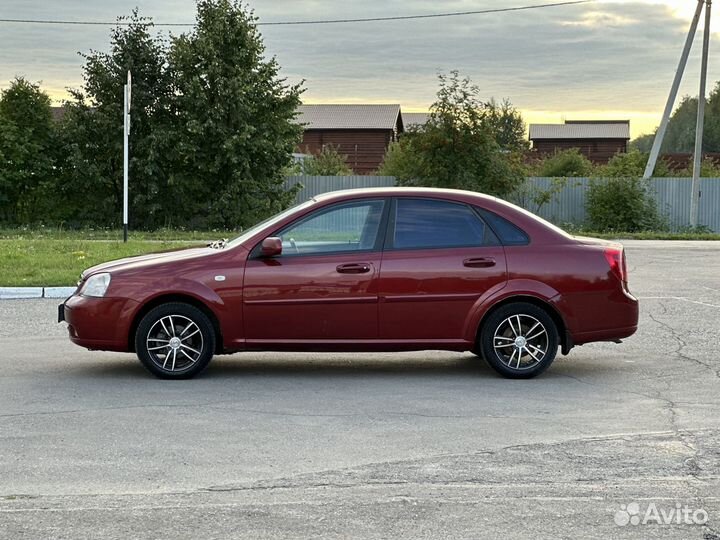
xmin=59 ymin=188 xmax=638 ymax=379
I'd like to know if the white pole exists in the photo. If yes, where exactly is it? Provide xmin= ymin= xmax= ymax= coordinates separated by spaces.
xmin=644 ymin=0 xmax=705 ymax=179
xmin=691 ymin=0 xmax=712 ymax=227
xmin=123 ymin=72 xmax=130 ymax=242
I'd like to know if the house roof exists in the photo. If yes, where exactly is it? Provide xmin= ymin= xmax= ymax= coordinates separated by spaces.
xmin=295 ymin=104 xmax=402 ymax=130
xmin=529 ymin=121 xmax=630 ymax=140
xmin=403 ymin=112 xmax=429 ymax=128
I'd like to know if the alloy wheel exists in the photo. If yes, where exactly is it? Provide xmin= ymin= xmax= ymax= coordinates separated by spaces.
xmin=146 ymin=314 xmax=204 ymax=373
xmin=492 ymin=314 xmax=549 ymax=371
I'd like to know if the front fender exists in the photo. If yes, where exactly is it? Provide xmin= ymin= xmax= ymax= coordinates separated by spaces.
xmin=113 ymin=277 xmax=232 ymax=349
xmin=137 ymin=278 xmax=227 ymax=313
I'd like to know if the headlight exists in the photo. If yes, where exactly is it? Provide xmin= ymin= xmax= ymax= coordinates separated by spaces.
xmin=80 ymin=273 xmax=112 ymax=297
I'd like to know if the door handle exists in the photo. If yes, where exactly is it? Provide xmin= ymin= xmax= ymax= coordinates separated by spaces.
xmin=463 ymin=257 xmax=496 ymax=268
xmin=336 ymin=263 xmax=372 ymax=274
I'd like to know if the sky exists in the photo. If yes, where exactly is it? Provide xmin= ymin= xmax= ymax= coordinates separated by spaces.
xmin=0 ymin=0 xmax=718 ymax=138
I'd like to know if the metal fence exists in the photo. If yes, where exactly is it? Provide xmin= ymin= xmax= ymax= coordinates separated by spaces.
xmin=283 ymin=175 xmax=720 ymax=232
xmin=525 ymin=177 xmax=720 ymax=232
xmin=284 ymin=175 xmax=397 ymax=204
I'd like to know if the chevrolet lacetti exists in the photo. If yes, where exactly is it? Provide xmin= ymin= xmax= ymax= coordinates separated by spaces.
xmin=58 ymin=188 xmax=639 ymax=379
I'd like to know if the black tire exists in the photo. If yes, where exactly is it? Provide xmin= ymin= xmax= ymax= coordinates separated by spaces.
xmin=479 ymin=302 xmax=559 ymax=379
xmin=135 ymin=302 xmax=216 ymax=379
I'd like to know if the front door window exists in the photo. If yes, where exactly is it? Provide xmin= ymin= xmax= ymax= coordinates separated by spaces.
xmin=277 ymin=200 xmax=385 ymax=256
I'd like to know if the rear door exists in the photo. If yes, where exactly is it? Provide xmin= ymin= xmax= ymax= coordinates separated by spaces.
xmin=378 ymin=198 xmax=507 ymax=342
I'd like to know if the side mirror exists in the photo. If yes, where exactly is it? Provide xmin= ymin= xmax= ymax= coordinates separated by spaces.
xmin=261 ymin=237 xmax=282 ymax=257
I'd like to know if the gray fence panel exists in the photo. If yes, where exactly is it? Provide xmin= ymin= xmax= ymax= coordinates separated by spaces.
xmin=651 ymin=178 xmax=691 ymax=230
xmin=530 ymin=177 xmax=720 ymax=232
xmin=284 ymin=176 xmax=720 ymax=232
xmin=699 ymin=178 xmax=720 ymax=232
xmin=529 ymin=178 xmax=591 ymax=225
xmin=284 ymin=176 xmax=397 ymax=204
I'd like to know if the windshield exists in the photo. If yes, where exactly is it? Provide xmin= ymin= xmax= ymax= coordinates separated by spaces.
xmin=226 ymin=199 xmax=315 ymax=249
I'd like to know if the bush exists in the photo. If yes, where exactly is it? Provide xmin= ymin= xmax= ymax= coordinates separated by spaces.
xmin=586 ymin=177 xmax=667 ymax=232
xmin=537 ymin=149 xmax=594 ymax=177
xmin=675 ymin=156 xmax=720 ymax=177
xmin=302 ymin=145 xmax=353 ymax=175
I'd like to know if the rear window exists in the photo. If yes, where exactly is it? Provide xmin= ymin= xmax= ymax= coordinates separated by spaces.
xmin=477 ymin=209 xmax=530 ymax=246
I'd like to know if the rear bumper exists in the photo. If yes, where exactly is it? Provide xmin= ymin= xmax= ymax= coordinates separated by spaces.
xmin=557 ymin=288 xmax=639 ymax=346
xmin=61 ymin=295 xmax=139 ymax=352
xmin=572 ymin=324 xmax=638 ymax=345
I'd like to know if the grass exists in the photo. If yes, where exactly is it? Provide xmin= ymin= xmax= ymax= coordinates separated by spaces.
xmin=0 ymin=227 xmax=236 ymax=242
xmin=0 ymin=226 xmax=718 ymax=287
xmin=0 ymin=228 xmax=235 ymax=286
xmin=0 ymin=238 xmax=197 ymax=287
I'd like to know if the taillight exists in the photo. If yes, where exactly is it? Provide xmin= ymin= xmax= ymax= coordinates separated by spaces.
xmin=604 ymin=247 xmax=627 ymax=284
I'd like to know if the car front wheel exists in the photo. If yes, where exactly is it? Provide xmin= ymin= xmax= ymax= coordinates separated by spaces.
xmin=135 ymin=302 xmax=216 ymax=379
xmin=480 ymin=302 xmax=559 ymax=379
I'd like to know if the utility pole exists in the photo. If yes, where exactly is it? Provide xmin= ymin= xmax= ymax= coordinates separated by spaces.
xmin=644 ymin=0 xmax=705 ymax=179
xmin=123 ymin=71 xmax=131 ymax=243
xmin=691 ymin=0 xmax=712 ymax=227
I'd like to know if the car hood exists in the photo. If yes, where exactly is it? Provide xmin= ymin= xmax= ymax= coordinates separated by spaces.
xmin=81 ymin=246 xmax=218 ymax=280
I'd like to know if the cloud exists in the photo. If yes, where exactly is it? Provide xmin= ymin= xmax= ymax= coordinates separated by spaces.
xmin=0 ymin=0 xmax=714 ymax=136
xmin=560 ymin=10 xmax=638 ymax=27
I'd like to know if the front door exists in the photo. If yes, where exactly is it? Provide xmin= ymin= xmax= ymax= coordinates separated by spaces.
xmin=378 ymin=198 xmax=508 ymax=343
xmin=243 ymin=198 xmax=388 ymax=344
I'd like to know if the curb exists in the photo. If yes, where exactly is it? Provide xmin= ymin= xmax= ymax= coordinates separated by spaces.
xmin=0 ymin=287 xmax=76 ymax=300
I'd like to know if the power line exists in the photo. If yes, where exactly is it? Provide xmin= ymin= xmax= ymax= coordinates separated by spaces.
xmin=0 ymin=1 xmax=594 ymax=27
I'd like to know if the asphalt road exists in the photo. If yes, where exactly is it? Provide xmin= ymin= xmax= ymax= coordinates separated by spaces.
xmin=1 ymin=240 xmax=719 ymax=539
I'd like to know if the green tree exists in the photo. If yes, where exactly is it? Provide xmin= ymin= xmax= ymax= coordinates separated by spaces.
xmin=661 ymin=95 xmax=698 ymax=153
xmin=303 ymin=145 xmax=352 ymax=175
xmin=378 ymin=140 xmax=420 ymax=178
xmin=630 ymin=82 xmax=720 ymax=153
xmin=380 ymin=71 xmax=523 ymax=196
xmin=598 ymin=149 xmax=671 ymax=178
xmin=629 ymin=132 xmax=654 ymax=152
xmin=535 ymin=148 xmax=595 ymax=177
xmin=59 ymin=10 xmax=172 ymax=227
xmin=483 ymin=98 xmax=529 ymax=152
xmin=167 ymin=0 xmax=303 ymax=229
xmin=0 ymin=77 xmax=56 ymax=223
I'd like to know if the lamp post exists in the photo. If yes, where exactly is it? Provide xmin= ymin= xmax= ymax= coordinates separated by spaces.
xmin=123 ymin=70 xmax=131 ymax=242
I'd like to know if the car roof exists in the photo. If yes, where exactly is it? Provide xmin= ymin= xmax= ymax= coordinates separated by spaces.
xmin=312 ymin=187 xmax=573 ymax=244
xmin=313 ymin=186 xmax=496 ymax=203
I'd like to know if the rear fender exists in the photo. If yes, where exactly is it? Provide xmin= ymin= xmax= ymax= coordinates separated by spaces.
xmin=462 ymin=279 xmax=563 ymax=343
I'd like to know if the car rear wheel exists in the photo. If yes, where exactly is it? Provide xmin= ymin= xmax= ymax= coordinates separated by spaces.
xmin=135 ymin=303 xmax=216 ymax=379
xmin=480 ymin=302 xmax=559 ymax=379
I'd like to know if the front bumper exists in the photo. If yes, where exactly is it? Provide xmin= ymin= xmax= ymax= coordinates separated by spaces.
xmin=59 ymin=295 xmax=140 ymax=352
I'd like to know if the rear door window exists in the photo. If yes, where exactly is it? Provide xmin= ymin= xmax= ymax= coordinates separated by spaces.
xmin=390 ymin=198 xmax=496 ymax=250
